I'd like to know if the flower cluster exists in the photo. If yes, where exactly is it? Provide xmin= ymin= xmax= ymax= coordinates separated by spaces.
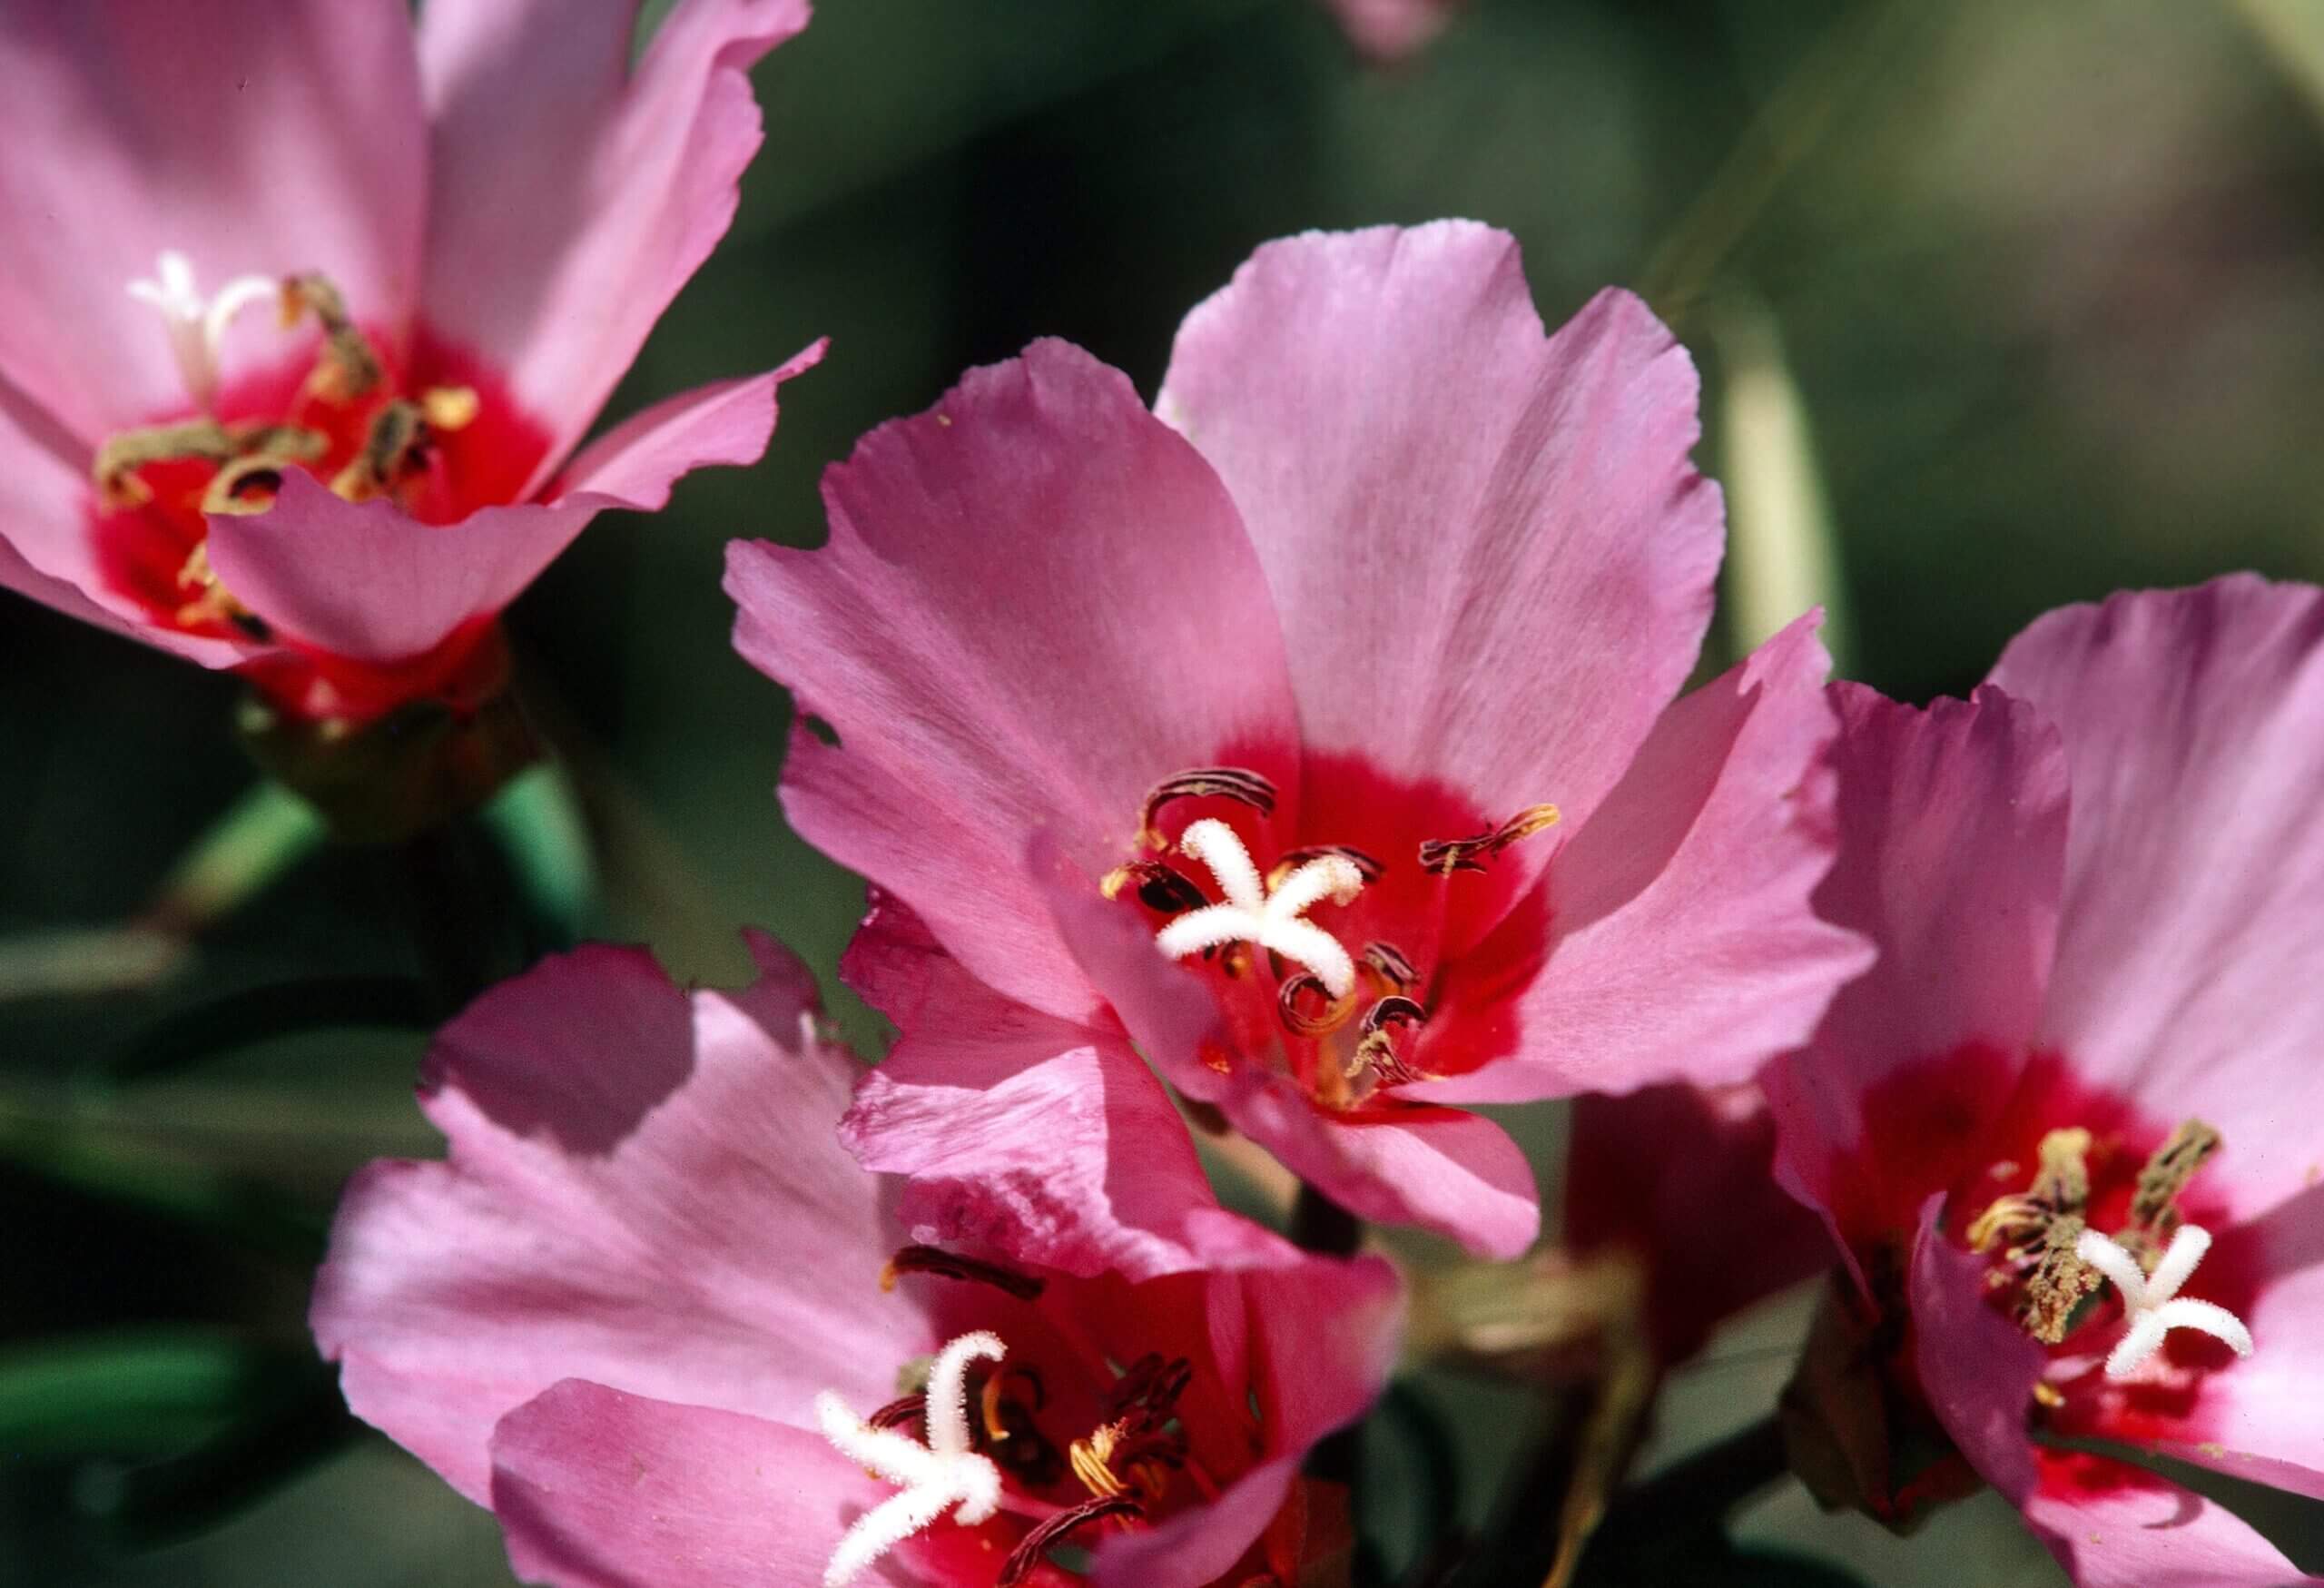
xmin=10 ymin=8 xmax=2313 ymax=1586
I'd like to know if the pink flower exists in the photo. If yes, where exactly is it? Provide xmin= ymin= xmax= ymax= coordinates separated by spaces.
xmin=0 ymin=0 xmax=822 ymax=724
xmin=727 ymin=222 xmax=1868 ymax=1258
xmin=310 ymin=932 xmax=1401 ymax=1588
xmin=1763 ymin=576 xmax=2324 ymax=1585
xmin=1322 ymin=0 xmax=1463 ymax=63
xmin=1566 ymin=1080 xmax=1831 ymax=1369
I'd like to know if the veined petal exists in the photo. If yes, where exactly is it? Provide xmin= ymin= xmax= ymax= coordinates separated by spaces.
xmin=0 ymin=0 xmax=425 ymax=439
xmin=417 ymin=0 xmax=811 ymax=483
xmin=1992 ymin=576 xmax=2324 ymax=1223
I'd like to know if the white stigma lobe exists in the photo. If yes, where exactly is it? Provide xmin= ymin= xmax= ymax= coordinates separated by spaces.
xmin=816 ymin=1330 xmax=1008 ymax=1587
xmin=127 ymin=250 xmax=279 ymax=414
xmin=1155 ymin=818 xmax=1366 ymax=998
xmin=2074 ymin=1224 xmax=2253 ymax=1382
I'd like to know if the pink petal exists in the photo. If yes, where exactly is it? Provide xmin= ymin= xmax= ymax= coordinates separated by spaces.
xmin=0 ymin=1 xmax=425 ymax=439
xmin=1156 ymin=224 xmax=1722 ymax=908
xmin=2125 ymin=1186 xmax=2324 ymax=1504
xmin=416 ymin=0 xmax=810 ymax=481
xmin=491 ymin=1380 xmax=914 ymax=1588
xmin=1033 ymin=833 xmax=1540 ymax=1256
xmin=1566 ymin=1081 xmax=1829 ymax=1366
xmin=1322 ymin=0 xmax=1462 ymax=62
xmin=2016 ymin=1458 xmax=2319 ymax=1588
xmin=837 ymin=900 xmax=1244 ymax=1282
xmin=1763 ymin=683 xmax=2069 ymax=1251
xmin=1990 ymin=577 xmax=2324 ymax=1222
xmin=311 ymin=933 xmax=914 ymax=1504
xmin=1096 ymin=1248 xmax=1402 ymax=1587
xmin=210 ymin=357 xmax=814 ymax=662
xmin=728 ymin=340 xmax=1302 ymax=1024
xmin=1411 ymin=613 xmax=1869 ymax=1103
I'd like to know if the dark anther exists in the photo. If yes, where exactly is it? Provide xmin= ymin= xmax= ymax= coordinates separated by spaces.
xmin=997 ymin=1495 xmax=1146 ymax=1587
xmin=879 ymin=1245 xmax=1046 ymax=1301
xmin=978 ymin=1366 xmax=1066 ymax=1488
xmin=1363 ymin=995 xmax=1428 ymax=1035
xmin=866 ymin=1394 xmax=925 ymax=1432
xmin=1272 ymin=843 xmax=1383 ymax=885
xmin=1137 ymin=766 xmax=1277 ymax=846
xmin=1107 ymin=1353 xmax=1194 ymax=1424
xmin=281 ymin=271 xmax=386 ymax=400
xmin=1276 ymin=972 xmax=1354 ymax=1037
xmin=331 ymin=399 xmax=431 ymax=502
xmin=1419 ymin=802 xmax=1561 ymax=877
xmin=202 ymin=456 xmax=289 ymax=515
xmin=1362 ymin=941 xmax=1420 ymax=992
xmin=1103 ymin=858 xmax=1210 ymax=915
xmin=2129 ymin=1119 xmax=2223 ymax=1231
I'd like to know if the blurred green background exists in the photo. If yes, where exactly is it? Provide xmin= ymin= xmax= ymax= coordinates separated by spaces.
xmin=5 ymin=0 xmax=2323 ymax=1583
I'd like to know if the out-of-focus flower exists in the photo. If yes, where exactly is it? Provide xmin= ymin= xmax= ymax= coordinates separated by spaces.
xmin=728 ymin=222 xmax=1868 ymax=1259
xmin=0 ymin=0 xmax=822 ymax=727
xmin=1764 ymin=577 xmax=2324 ymax=1586
xmin=1321 ymin=0 xmax=1463 ymax=64
xmin=310 ymin=933 xmax=1400 ymax=1588
xmin=1566 ymin=1080 xmax=1832 ymax=1371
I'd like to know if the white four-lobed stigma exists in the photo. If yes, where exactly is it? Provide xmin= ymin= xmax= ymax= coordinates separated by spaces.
xmin=816 ymin=1330 xmax=1008 ymax=1587
xmin=2074 ymin=1224 xmax=2252 ymax=1382
xmin=1155 ymin=818 xmax=1366 ymax=998
xmin=127 ymin=250 xmax=279 ymax=414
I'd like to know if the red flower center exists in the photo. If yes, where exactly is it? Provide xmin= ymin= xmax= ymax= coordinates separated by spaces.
xmin=1107 ymin=751 xmax=1558 ymax=1110
xmin=91 ymin=265 xmax=552 ymax=721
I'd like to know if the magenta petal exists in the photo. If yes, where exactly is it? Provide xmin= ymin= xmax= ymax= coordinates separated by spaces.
xmin=1093 ymin=1455 xmax=1300 ymax=1588
xmin=417 ymin=0 xmax=811 ymax=479
xmin=311 ymin=934 xmax=912 ymax=1504
xmin=1414 ymin=614 xmax=1868 ymax=1103
xmin=2016 ymin=1462 xmax=2319 ymax=1588
xmin=838 ymin=902 xmax=1236 ymax=1282
xmin=492 ymin=1380 xmax=910 ymax=1588
xmin=1763 ymin=683 xmax=2069 ymax=1235
xmin=0 ymin=0 xmax=426 ymax=439
xmin=1908 ymin=1198 xmax=2046 ymax=1503
xmin=1157 ymin=224 xmax=1722 ymax=866
xmin=1991 ymin=577 xmax=2324 ymax=1221
xmin=730 ymin=340 xmax=1302 ymax=1023
xmin=209 ymin=358 xmax=812 ymax=662
xmin=1324 ymin=0 xmax=1462 ymax=62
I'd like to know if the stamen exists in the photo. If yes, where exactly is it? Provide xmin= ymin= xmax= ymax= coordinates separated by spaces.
xmin=2128 ymin=1120 xmax=2223 ymax=1232
xmin=997 ymin=1495 xmax=1144 ymax=1587
xmin=279 ymin=272 xmax=384 ymax=402
xmin=330 ymin=399 xmax=429 ymax=502
xmin=127 ymin=251 xmax=278 ymax=413
xmin=817 ymin=1331 xmax=1009 ymax=1588
xmin=2018 ymin=1216 xmax=2102 ymax=1344
xmin=1362 ymin=941 xmax=1420 ymax=994
xmin=1276 ymin=971 xmax=1359 ymax=1037
xmin=880 ymin=1246 xmax=1046 ymax=1301
xmin=1156 ymin=818 xmax=1364 ymax=998
xmin=2074 ymin=1225 xmax=2253 ymax=1381
xmin=1099 ymin=858 xmax=1209 ymax=915
xmin=1419 ymin=802 xmax=1561 ymax=877
xmin=1269 ymin=843 xmax=1383 ymax=889
xmin=93 ymin=419 xmax=237 ymax=508
xmin=1344 ymin=996 xmax=1431 ymax=1088
xmin=1137 ymin=767 xmax=1276 ymax=848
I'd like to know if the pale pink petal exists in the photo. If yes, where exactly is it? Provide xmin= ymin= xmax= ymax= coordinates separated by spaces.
xmin=210 ymin=356 xmax=814 ymax=662
xmin=729 ymin=340 xmax=1302 ymax=1024
xmin=1323 ymin=0 xmax=1462 ymax=62
xmin=311 ymin=933 xmax=914 ymax=1504
xmin=2016 ymin=1459 xmax=2319 ymax=1588
xmin=1411 ymin=614 xmax=1868 ymax=1103
xmin=491 ymin=1380 xmax=915 ymax=1588
xmin=0 ymin=1 xmax=425 ymax=439
xmin=2125 ymin=1186 xmax=2324 ymax=1504
xmin=417 ymin=0 xmax=810 ymax=480
xmin=1566 ymin=1081 xmax=1829 ymax=1366
xmin=1157 ymin=224 xmax=1723 ymax=906
xmin=1033 ymin=835 xmax=1540 ymax=1256
xmin=838 ymin=900 xmax=1241 ymax=1282
xmin=1763 ymin=683 xmax=2069 ymax=1247
xmin=1990 ymin=577 xmax=2324 ymax=1221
